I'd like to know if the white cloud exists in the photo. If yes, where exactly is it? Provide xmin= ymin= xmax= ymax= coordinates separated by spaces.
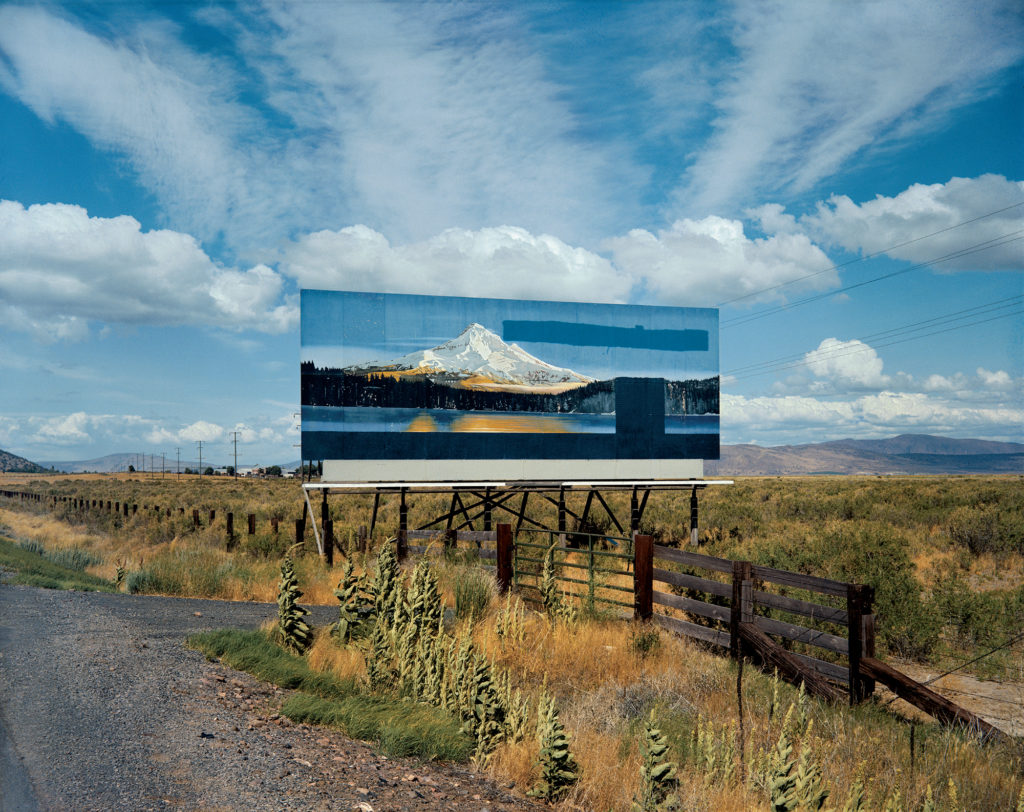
xmin=922 ymin=373 xmax=967 ymax=393
xmin=0 ymin=5 xmax=267 ymax=251
xmin=803 ymin=338 xmax=890 ymax=389
xmin=604 ymin=216 xmax=834 ymax=306
xmin=676 ymin=1 xmax=1024 ymax=215
xmin=176 ymin=421 xmax=224 ymax=444
xmin=977 ymin=367 xmax=1014 ymax=389
xmin=283 ymin=224 xmax=632 ymax=303
xmin=0 ymin=201 xmax=296 ymax=339
xmin=724 ymin=390 xmax=1024 ymax=445
xmin=0 ymin=4 xmax=632 ymax=254
xmin=801 ymin=175 xmax=1024 ymax=270
xmin=1 ymin=409 xmax=300 ymax=464
xmin=23 ymin=412 xmax=151 ymax=448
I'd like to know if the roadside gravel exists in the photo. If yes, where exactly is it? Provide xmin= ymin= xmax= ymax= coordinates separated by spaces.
xmin=0 ymin=584 xmax=543 ymax=812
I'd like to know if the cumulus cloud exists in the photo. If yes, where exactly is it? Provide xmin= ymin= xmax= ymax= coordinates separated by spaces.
xmin=977 ymin=367 xmax=1014 ymax=389
xmin=21 ymin=412 xmax=151 ymax=448
xmin=1 ymin=411 xmax=299 ymax=463
xmin=604 ymin=216 xmax=834 ymax=306
xmin=724 ymin=390 xmax=1024 ymax=445
xmin=803 ymin=338 xmax=890 ymax=389
xmin=0 ymin=201 xmax=296 ymax=340
xmin=801 ymin=175 xmax=1024 ymax=270
xmin=283 ymin=225 xmax=632 ymax=303
xmin=676 ymin=1 xmax=1024 ymax=214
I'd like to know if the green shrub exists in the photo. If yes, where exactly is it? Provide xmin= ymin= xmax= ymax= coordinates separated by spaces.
xmin=946 ymin=506 xmax=1004 ymax=555
xmin=126 ymin=568 xmax=156 ymax=594
xmin=453 ymin=566 xmax=495 ymax=620
xmin=16 ymin=539 xmax=46 ymax=556
xmin=47 ymin=547 xmax=101 ymax=571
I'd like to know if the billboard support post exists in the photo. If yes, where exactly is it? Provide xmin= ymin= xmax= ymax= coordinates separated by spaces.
xmin=690 ymin=486 xmax=700 ymax=546
xmin=397 ymin=488 xmax=408 ymax=561
xmin=496 ymin=523 xmax=513 ymax=594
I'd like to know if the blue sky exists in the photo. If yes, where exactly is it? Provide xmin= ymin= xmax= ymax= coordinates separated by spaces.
xmin=0 ymin=0 xmax=1021 ymax=467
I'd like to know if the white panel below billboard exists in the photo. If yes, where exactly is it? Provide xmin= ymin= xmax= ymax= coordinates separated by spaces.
xmin=322 ymin=457 xmax=704 ymax=483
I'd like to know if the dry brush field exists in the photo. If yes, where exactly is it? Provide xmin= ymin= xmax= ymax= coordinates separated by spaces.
xmin=1 ymin=472 xmax=1022 ymax=811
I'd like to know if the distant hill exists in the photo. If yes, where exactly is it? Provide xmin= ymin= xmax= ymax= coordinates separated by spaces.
xmin=36 ymin=453 xmax=143 ymax=474
xmin=36 ymin=453 xmax=301 ymax=474
xmin=0 ymin=448 xmax=49 ymax=473
xmin=707 ymin=434 xmax=1024 ymax=476
xmin=27 ymin=435 xmax=1023 ymax=477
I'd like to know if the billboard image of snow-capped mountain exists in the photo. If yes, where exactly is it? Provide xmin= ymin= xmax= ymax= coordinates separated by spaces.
xmin=301 ymin=290 xmax=719 ymax=478
xmin=346 ymin=322 xmax=596 ymax=392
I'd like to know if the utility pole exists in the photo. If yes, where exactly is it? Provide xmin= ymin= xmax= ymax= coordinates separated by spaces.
xmin=176 ymin=448 xmax=181 ymax=480
xmin=161 ymin=452 xmax=166 ymax=478
xmin=231 ymin=431 xmax=239 ymax=478
xmin=197 ymin=440 xmax=203 ymax=477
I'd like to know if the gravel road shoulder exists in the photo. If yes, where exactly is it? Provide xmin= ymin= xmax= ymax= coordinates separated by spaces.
xmin=0 ymin=584 xmax=542 ymax=812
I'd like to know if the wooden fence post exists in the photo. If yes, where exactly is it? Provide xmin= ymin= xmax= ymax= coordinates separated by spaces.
xmin=271 ymin=517 xmax=279 ymax=535
xmin=496 ymin=523 xmax=513 ymax=594
xmin=730 ymin=560 xmax=752 ymax=659
xmin=357 ymin=525 xmax=367 ymax=552
xmin=226 ymin=512 xmax=234 ymax=550
xmin=323 ymin=519 xmax=334 ymax=566
xmin=444 ymin=528 xmax=457 ymax=554
xmin=862 ymin=586 xmax=876 ymax=697
xmin=848 ymin=583 xmax=867 ymax=704
xmin=633 ymin=533 xmax=653 ymax=621
xmin=295 ymin=518 xmax=305 ymax=549
xmin=248 ymin=513 xmax=256 ymax=535
xmin=209 ymin=509 xmax=215 ymax=524
xmin=192 ymin=509 xmax=200 ymax=527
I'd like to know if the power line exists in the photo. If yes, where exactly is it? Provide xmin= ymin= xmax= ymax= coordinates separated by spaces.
xmin=725 ymin=295 xmax=1024 ymax=379
xmin=727 ymin=305 xmax=1024 ymax=381
xmin=721 ymin=229 xmax=1024 ymax=329
xmin=716 ymin=200 xmax=1024 ymax=309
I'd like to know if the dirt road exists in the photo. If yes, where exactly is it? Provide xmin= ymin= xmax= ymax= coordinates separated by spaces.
xmin=0 ymin=584 xmax=540 ymax=812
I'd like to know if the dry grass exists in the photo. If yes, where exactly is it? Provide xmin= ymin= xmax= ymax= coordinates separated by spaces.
xmin=3 ymin=475 xmax=1023 ymax=810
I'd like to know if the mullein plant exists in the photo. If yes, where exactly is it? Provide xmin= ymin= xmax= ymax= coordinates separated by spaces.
xmin=529 ymin=683 xmax=579 ymax=803
xmin=539 ymin=542 xmax=579 ymax=624
xmin=633 ymin=711 xmax=679 ymax=812
xmin=331 ymin=558 xmax=368 ymax=644
xmin=277 ymin=556 xmax=313 ymax=654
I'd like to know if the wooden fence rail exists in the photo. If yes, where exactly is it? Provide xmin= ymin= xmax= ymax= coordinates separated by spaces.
xmin=649 ymin=540 xmax=871 ymax=703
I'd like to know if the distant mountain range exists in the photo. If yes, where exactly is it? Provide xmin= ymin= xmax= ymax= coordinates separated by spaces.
xmin=347 ymin=323 xmax=594 ymax=391
xmin=706 ymin=434 xmax=1024 ymax=476
xmin=7 ymin=434 xmax=1022 ymax=476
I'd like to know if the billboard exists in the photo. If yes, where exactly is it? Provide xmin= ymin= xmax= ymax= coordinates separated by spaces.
xmin=301 ymin=290 xmax=719 ymax=482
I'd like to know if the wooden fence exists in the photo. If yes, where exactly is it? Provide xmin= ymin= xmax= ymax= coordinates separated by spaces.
xmin=643 ymin=541 xmax=873 ymax=705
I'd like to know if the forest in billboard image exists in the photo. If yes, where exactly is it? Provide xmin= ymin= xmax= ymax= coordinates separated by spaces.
xmin=301 ymin=291 xmax=719 ymax=461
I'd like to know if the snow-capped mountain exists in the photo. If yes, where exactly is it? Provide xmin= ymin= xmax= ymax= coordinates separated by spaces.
xmin=347 ymin=323 xmax=594 ymax=388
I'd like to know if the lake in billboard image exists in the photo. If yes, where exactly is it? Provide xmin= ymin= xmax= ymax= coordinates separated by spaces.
xmin=301 ymin=290 xmax=719 ymax=481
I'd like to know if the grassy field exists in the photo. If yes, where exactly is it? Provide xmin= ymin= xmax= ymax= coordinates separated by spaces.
xmin=1 ymin=473 xmax=1022 ymax=810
